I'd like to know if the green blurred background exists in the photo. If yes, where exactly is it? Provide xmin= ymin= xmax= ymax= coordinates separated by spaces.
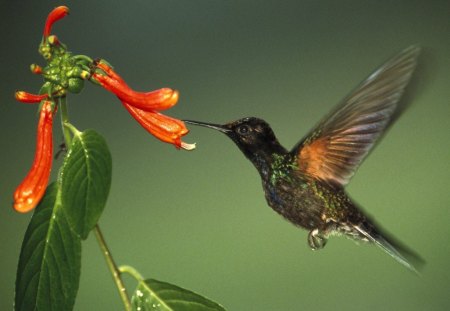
xmin=1 ymin=1 xmax=449 ymax=310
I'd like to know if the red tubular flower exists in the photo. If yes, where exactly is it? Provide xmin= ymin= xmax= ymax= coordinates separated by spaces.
xmin=122 ymin=101 xmax=194 ymax=150
xmin=30 ymin=64 xmax=43 ymax=75
xmin=95 ymin=61 xmax=126 ymax=85
xmin=14 ymin=101 xmax=55 ymax=213
xmin=92 ymin=62 xmax=195 ymax=150
xmin=15 ymin=91 xmax=49 ymax=103
xmin=43 ymin=6 xmax=69 ymax=38
xmin=93 ymin=72 xmax=179 ymax=111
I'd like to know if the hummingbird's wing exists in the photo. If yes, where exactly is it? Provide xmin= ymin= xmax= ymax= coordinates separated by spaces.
xmin=291 ymin=46 xmax=420 ymax=187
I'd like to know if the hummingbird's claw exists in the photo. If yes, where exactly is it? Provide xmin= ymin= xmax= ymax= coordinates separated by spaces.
xmin=308 ymin=229 xmax=328 ymax=250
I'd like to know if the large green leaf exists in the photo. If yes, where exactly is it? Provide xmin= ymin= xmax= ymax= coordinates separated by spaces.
xmin=131 ymin=279 xmax=226 ymax=311
xmin=61 ymin=129 xmax=112 ymax=239
xmin=15 ymin=182 xmax=81 ymax=311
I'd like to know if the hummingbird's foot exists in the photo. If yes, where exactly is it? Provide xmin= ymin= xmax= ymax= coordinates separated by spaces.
xmin=308 ymin=229 xmax=328 ymax=250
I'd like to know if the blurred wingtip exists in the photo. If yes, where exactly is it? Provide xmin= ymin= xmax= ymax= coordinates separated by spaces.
xmin=390 ymin=45 xmax=437 ymax=126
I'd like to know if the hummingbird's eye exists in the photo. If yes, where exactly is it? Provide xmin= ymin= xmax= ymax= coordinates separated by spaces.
xmin=237 ymin=125 xmax=250 ymax=135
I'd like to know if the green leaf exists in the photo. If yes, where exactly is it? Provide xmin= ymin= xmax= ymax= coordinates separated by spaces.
xmin=61 ymin=129 xmax=112 ymax=239
xmin=131 ymin=279 xmax=226 ymax=311
xmin=15 ymin=182 xmax=81 ymax=311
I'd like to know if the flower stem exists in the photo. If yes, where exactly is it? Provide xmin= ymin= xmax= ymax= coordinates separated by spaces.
xmin=94 ymin=225 xmax=132 ymax=311
xmin=59 ymin=96 xmax=72 ymax=147
xmin=119 ymin=265 xmax=144 ymax=283
xmin=57 ymin=93 xmax=131 ymax=309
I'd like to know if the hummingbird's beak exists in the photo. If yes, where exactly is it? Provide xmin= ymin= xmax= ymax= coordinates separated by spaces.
xmin=183 ymin=120 xmax=231 ymax=133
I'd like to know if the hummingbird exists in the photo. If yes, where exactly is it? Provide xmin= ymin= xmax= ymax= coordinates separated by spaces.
xmin=185 ymin=46 xmax=423 ymax=273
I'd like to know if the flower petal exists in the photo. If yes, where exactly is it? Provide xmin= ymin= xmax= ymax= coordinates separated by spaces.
xmin=43 ymin=6 xmax=69 ymax=38
xmin=15 ymin=91 xmax=49 ymax=103
xmin=92 ymin=71 xmax=179 ymax=111
xmin=14 ymin=101 xmax=55 ymax=213
xmin=30 ymin=64 xmax=43 ymax=75
xmin=122 ymin=100 xmax=194 ymax=150
xmin=95 ymin=60 xmax=127 ymax=85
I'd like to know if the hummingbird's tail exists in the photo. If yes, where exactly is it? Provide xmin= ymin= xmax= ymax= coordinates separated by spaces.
xmin=353 ymin=223 xmax=425 ymax=275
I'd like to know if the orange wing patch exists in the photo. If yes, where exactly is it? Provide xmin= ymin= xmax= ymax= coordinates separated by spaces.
xmin=293 ymin=46 xmax=420 ymax=186
xmin=299 ymin=137 xmax=331 ymax=180
xmin=297 ymin=133 xmax=364 ymax=186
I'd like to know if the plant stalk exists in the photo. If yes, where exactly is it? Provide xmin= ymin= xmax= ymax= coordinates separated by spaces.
xmin=59 ymin=94 xmax=130 ymax=310
xmin=94 ymin=225 xmax=132 ymax=311
xmin=59 ymin=96 xmax=73 ymax=147
xmin=119 ymin=265 xmax=144 ymax=283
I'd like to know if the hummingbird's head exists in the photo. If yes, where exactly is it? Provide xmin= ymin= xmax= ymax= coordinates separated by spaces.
xmin=184 ymin=117 xmax=285 ymax=160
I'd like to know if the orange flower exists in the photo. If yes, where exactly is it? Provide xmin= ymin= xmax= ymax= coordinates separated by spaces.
xmin=92 ymin=69 xmax=178 ymax=111
xmin=122 ymin=101 xmax=193 ymax=149
xmin=15 ymin=91 xmax=49 ymax=103
xmin=30 ymin=64 xmax=43 ymax=75
xmin=43 ymin=6 xmax=69 ymax=38
xmin=92 ymin=61 xmax=195 ymax=150
xmin=14 ymin=101 xmax=55 ymax=213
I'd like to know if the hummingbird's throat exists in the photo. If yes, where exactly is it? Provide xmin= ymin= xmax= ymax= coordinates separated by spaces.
xmin=269 ymin=154 xmax=298 ymax=185
xmin=248 ymin=152 xmax=296 ymax=185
